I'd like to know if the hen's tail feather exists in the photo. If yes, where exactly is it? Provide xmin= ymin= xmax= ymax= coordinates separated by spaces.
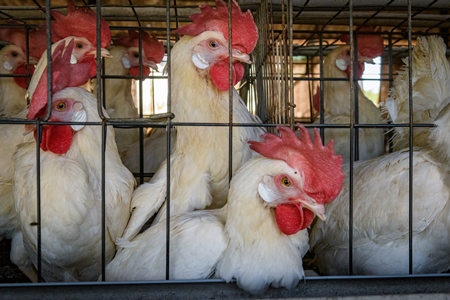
xmin=385 ymin=35 xmax=450 ymax=149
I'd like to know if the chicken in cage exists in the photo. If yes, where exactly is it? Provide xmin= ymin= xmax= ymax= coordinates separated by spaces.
xmin=1 ymin=0 xmax=450 ymax=298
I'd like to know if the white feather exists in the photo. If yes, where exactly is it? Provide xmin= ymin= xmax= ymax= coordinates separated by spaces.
xmin=312 ymin=44 xmax=385 ymax=163
xmin=310 ymin=97 xmax=450 ymax=276
xmin=107 ymin=157 xmax=310 ymax=295
xmin=12 ymin=88 xmax=135 ymax=282
xmin=120 ymin=31 xmax=265 ymax=242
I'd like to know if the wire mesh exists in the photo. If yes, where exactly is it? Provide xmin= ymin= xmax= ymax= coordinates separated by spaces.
xmin=0 ymin=0 xmax=450 ymax=295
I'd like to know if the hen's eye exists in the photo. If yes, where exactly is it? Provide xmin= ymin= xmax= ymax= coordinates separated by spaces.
xmin=133 ymin=52 xmax=139 ymax=58
xmin=76 ymin=43 xmax=83 ymax=49
xmin=209 ymin=41 xmax=218 ymax=48
xmin=281 ymin=176 xmax=291 ymax=187
xmin=55 ymin=102 xmax=66 ymax=111
xmin=11 ymin=51 xmax=18 ymax=57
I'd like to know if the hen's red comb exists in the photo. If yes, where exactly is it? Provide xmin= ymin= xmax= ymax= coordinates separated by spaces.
xmin=249 ymin=124 xmax=344 ymax=204
xmin=174 ymin=0 xmax=258 ymax=54
xmin=27 ymin=38 xmax=93 ymax=120
xmin=0 ymin=22 xmax=47 ymax=61
xmin=113 ymin=30 xmax=165 ymax=64
xmin=340 ymin=26 xmax=384 ymax=58
xmin=50 ymin=0 xmax=111 ymax=48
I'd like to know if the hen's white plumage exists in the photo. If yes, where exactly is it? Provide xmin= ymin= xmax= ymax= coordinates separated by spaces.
xmin=309 ymin=119 xmax=450 ymax=275
xmin=91 ymin=30 xmax=165 ymax=164
xmin=0 ymin=37 xmax=105 ymax=281
xmin=0 ymin=110 xmax=30 ymax=242
xmin=0 ymin=37 xmax=104 ymax=243
xmin=109 ymin=158 xmax=309 ymax=295
xmin=11 ymin=40 xmax=135 ymax=282
xmin=120 ymin=127 xmax=176 ymax=177
xmin=310 ymin=36 xmax=450 ymax=275
xmin=13 ymin=88 xmax=135 ymax=282
xmin=92 ymin=46 xmax=140 ymax=153
xmin=106 ymin=123 xmax=345 ymax=294
xmin=120 ymin=1 xmax=264 ymax=242
xmin=385 ymin=35 xmax=450 ymax=150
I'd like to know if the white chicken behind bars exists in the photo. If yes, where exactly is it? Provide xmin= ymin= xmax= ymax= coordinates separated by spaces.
xmin=120 ymin=0 xmax=264 ymax=242
xmin=92 ymin=30 xmax=165 ymax=156
xmin=11 ymin=39 xmax=135 ymax=282
xmin=309 ymin=35 xmax=450 ymax=275
xmin=106 ymin=125 xmax=344 ymax=295
xmin=0 ymin=24 xmax=47 ymax=116
xmin=312 ymin=27 xmax=385 ymax=163
xmin=0 ymin=0 xmax=113 ymax=280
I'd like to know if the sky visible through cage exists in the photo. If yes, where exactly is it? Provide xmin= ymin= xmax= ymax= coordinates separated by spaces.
xmin=361 ymin=56 xmax=382 ymax=106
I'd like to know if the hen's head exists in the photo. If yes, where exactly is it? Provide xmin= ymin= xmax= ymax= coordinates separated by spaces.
xmin=26 ymin=38 xmax=92 ymax=155
xmin=336 ymin=26 xmax=384 ymax=79
xmin=174 ymin=0 xmax=258 ymax=91
xmin=0 ymin=27 xmax=46 ymax=65
xmin=113 ymin=30 xmax=165 ymax=76
xmin=249 ymin=124 xmax=344 ymax=235
xmin=0 ymin=44 xmax=35 ymax=89
xmin=50 ymin=0 xmax=111 ymax=77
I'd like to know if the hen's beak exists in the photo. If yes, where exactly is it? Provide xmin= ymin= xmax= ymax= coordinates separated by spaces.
xmin=232 ymin=49 xmax=252 ymax=64
xmin=300 ymin=198 xmax=326 ymax=222
xmin=358 ymin=55 xmax=375 ymax=64
xmin=143 ymin=60 xmax=159 ymax=72
xmin=88 ymin=48 xmax=112 ymax=59
xmin=28 ymin=56 xmax=39 ymax=66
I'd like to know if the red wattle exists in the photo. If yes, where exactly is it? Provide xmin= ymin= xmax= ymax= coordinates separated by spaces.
xmin=38 ymin=125 xmax=73 ymax=155
xmin=130 ymin=66 xmax=150 ymax=77
xmin=345 ymin=62 xmax=365 ymax=79
xmin=210 ymin=60 xmax=244 ymax=91
xmin=13 ymin=64 xmax=35 ymax=89
xmin=312 ymin=85 xmax=320 ymax=112
xmin=275 ymin=202 xmax=314 ymax=235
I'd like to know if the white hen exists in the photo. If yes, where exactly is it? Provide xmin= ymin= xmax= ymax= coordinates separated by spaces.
xmin=92 ymin=30 xmax=165 ymax=155
xmin=309 ymin=36 xmax=450 ymax=275
xmin=119 ymin=0 xmax=264 ymax=242
xmin=11 ymin=39 xmax=135 ymax=282
xmin=0 ymin=45 xmax=30 ymax=116
xmin=313 ymin=28 xmax=385 ymax=163
xmin=106 ymin=125 xmax=344 ymax=295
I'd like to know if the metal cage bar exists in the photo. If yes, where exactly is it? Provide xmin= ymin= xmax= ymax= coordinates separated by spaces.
xmin=0 ymin=1 xmax=450 ymax=298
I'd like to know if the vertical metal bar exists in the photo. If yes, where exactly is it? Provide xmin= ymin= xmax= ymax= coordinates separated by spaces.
xmin=130 ymin=1 xmax=145 ymax=185
xmin=228 ymin=0 xmax=233 ymax=182
xmin=288 ymin=0 xmax=294 ymax=127
xmin=96 ymin=0 xmax=106 ymax=282
xmin=353 ymin=33 xmax=359 ymax=161
xmin=407 ymin=0 xmax=414 ymax=275
xmin=137 ymin=28 xmax=145 ymax=186
xmin=95 ymin=0 xmax=106 ymax=121
xmin=319 ymin=32 xmax=324 ymax=140
xmin=35 ymin=120 xmax=42 ymax=282
xmin=101 ymin=121 xmax=107 ymax=281
xmin=36 ymin=0 xmax=54 ymax=282
xmin=348 ymin=0 xmax=355 ymax=276
xmin=387 ymin=32 xmax=394 ymax=153
xmin=165 ymin=0 xmax=172 ymax=281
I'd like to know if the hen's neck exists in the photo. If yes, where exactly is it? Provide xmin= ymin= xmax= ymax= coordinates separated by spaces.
xmin=95 ymin=46 xmax=137 ymax=118
xmin=0 ymin=78 xmax=27 ymax=116
xmin=323 ymin=52 xmax=380 ymax=123
xmin=170 ymin=36 xmax=235 ymax=123
xmin=224 ymin=157 xmax=282 ymax=244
